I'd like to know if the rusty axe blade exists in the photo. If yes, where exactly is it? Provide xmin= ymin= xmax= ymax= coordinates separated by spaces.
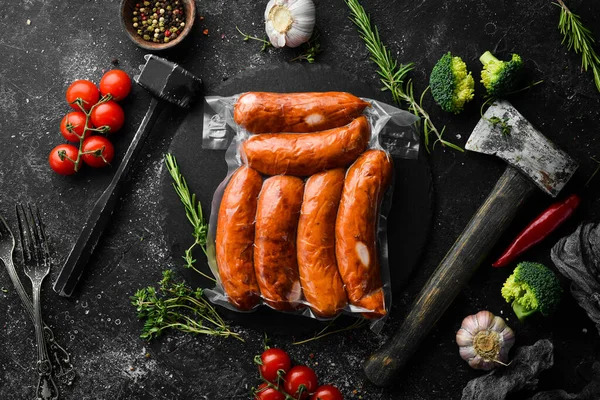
xmin=363 ymin=100 xmax=577 ymax=387
xmin=466 ymin=100 xmax=577 ymax=197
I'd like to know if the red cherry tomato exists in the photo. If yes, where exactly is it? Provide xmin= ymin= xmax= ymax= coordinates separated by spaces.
xmin=60 ymin=111 xmax=91 ymax=142
xmin=254 ymin=383 xmax=285 ymax=400
xmin=48 ymin=144 xmax=79 ymax=175
xmin=66 ymin=80 xmax=100 ymax=111
xmin=99 ymin=70 xmax=132 ymax=101
xmin=284 ymin=366 xmax=318 ymax=400
xmin=310 ymin=385 xmax=343 ymax=400
xmin=81 ymin=136 xmax=115 ymax=168
xmin=90 ymin=101 xmax=125 ymax=133
xmin=259 ymin=348 xmax=292 ymax=383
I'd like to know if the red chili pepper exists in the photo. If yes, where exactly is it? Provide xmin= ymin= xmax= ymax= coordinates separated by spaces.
xmin=492 ymin=193 xmax=581 ymax=267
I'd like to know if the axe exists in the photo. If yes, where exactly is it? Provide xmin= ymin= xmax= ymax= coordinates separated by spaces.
xmin=363 ymin=100 xmax=578 ymax=386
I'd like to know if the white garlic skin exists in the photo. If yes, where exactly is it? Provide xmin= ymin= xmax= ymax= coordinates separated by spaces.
xmin=264 ymin=0 xmax=316 ymax=48
xmin=456 ymin=310 xmax=515 ymax=370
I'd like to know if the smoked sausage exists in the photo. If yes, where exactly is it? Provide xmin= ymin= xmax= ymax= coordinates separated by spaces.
xmin=241 ymin=116 xmax=371 ymax=177
xmin=234 ymin=92 xmax=370 ymax=134
xmin=215 ymin=166 xmax=263 ymax=311
xmin=335 ymin=150 xmax=393 ymax=318
xmin=254 ymin=176 xmax=305 ymax=311
xmin=297 ymin=169 xmax=348 ymax=318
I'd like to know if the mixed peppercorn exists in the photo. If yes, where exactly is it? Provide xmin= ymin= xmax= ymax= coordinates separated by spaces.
xmin=132 ymin=1 xmax=186 ymax=44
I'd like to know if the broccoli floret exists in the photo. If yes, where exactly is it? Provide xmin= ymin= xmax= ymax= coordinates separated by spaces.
xmin=501 ymin=261 xmax=563 ymax=322
xmin=429 ymin=52 xmax=475 ymax=114
xmin=480 ymin=51 xmax=524 ymax=97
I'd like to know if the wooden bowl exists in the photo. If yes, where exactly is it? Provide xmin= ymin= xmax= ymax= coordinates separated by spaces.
xmin=120 ymin=0 xmax=196 ymax=51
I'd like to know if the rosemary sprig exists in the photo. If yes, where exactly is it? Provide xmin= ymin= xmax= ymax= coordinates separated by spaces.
xmin=555 ymin=0 xmax=600 ymax=92
xmin=131 ymin=270 xmax=242 ymax=341
xmin=236 ymin=26 xmax=272 ymax=52
xmin=164 ymin=153 xmax=215 ymax=283
xmin=344 ymin=0 xmax=462 ymax=152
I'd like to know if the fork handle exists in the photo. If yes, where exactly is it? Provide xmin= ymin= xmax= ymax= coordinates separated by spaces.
xmin=1 ymin=256 xmax=75 ymax=383
xmin=32 ymin=281 xmax=59 ymax=399
xmin=54 ymin=98 xmax=165 ymax=297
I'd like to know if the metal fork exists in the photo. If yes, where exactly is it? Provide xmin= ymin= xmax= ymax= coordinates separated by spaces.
xmin=16 ymin=204 xmax=59 ymax=400
xmin=0 ymin=214 xmax=75 ymax=389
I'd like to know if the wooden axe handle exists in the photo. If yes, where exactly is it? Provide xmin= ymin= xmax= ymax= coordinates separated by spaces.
xmin=364 ymin=166 xmax=536 ymax=387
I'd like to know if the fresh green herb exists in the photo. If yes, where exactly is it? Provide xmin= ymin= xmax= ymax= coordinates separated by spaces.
xmin=131 ymin=270 xmax=242 ymax=341
xmin=292 ymin=317 xmax=366 ymax=345
xmin=478 ymin=75 xmax=543 ymax=135
xmin=290 ymin=34 xmax=322 ymax=63
xmin=236 ymin=26 xmax=272 ymax=52
xmin=555 ymin=0 xmax=600 ymax=92
xmin=488 ymin=116 xmax=512 ymax=136
xmin=585 ymin=156 xmax=600 ymax=187
xmin=164 ymin=153 xmax=214 ymax=283
xmin=344 ymin=0 xmax=462 ymax=152
xmin=1 ymin=287 xmax=7 ymax=293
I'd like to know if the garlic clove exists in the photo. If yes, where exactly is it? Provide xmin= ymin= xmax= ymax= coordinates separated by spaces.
xmin=459 ymin=345 xmax=477 ymax=360
xmin=459 ymin=314 xmax=478 ymax=335
xmin=474 ymin=310 xmax=494 ymax=330
xmin=456 ymin=328 xmax=474 ymax=347
xmin=489 ymin=314 xmax=508 ymax=332
xmin=265 ymin=19 xmax=287 ymax=48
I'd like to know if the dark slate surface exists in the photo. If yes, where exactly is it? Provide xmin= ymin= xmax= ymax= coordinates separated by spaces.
xmin=0 ymin=1 xmax=599 ymax=399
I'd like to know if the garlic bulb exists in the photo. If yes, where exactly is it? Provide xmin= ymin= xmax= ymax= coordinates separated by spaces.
xmin=456 ymin=310 xmax=515 ymax=370
xmin=264 ymin=0 xmax=316 ymax=48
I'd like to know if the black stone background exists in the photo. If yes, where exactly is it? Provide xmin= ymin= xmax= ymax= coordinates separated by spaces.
xmin=0 ymin=0 xmax=599 ymax=399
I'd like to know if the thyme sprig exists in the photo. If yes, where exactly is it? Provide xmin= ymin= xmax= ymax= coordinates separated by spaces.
xmin=164 ymin=154 xmax=214 ymax=283
xmin=344 ymin=0 xmax=462 ymax=152
xmin=236 ymin=26 xmax=272 ymax=52
xmin=131 ymin=270 xmax=242 ymax=341
xmin=290 ymin=33 xmax=322 ymax=63
xmin=555 ymin=0 xmax=600 ymax=92
xmin=292 ymin=317 xmax=366 ymax=345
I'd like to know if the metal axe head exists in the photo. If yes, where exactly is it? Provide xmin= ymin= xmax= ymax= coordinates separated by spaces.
xmin=466 ymin=100 xmax=578 ymax=197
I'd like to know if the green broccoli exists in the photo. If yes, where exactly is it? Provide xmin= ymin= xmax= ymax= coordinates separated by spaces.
xmin=429 ymin=52 xmax=475 ymax=114
xmin=501 ymin=261 xmax=563 ymax=322
xmin=479 ymin=51 xmax=524 ymax=97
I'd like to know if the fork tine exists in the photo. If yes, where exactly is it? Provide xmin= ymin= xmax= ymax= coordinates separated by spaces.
xmin=33 ymin=205 xmax=50 ymax=266
xmin=28 ymin=204 xmax=49 ymax=267
xmin=16 ymin=204 xmax=33 ymax=263
xmin=26 ymin=204 xmax=41 ymax=265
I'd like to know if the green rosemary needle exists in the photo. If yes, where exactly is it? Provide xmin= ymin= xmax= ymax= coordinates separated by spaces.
xmin=344 ymin=0 xmax=462 ymax=152
xmin=164 ymin=153 xmax=214 ymax=282
xmin=555 ymin=0 xmax=600 ymax=92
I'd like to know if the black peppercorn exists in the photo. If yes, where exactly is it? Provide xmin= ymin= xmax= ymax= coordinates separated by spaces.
xmin=132 ymin=0 xmax=186 ymax=43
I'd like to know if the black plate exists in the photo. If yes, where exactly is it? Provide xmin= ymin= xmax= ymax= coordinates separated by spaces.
xmin=160 ymin=63 xmax=434 ymax=333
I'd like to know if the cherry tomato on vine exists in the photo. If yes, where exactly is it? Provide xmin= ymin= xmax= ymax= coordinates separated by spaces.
xmin=284 ymin=366 xmax=318 ymax=400
xmin=310 ymin=385 xmax=343 ymax=400
xmin=259 ymin=348 xmax=292 ymax=383
xmin=66 ymin=80 xmax=100 ymax=111
xmin=99 ymin=70 xmax=132 ymax=101
xmin=254 ymin=383 xmax=285 ymax=400
xmin=60 ymin=111 xmax=91 ymax=142
xmin=48 ymin=144 xmax=79 ymax=175
xmin=81 ymin=136 xmax=114 ymax=168
xmin=90 ymin=101 xmax=125 ymax=133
